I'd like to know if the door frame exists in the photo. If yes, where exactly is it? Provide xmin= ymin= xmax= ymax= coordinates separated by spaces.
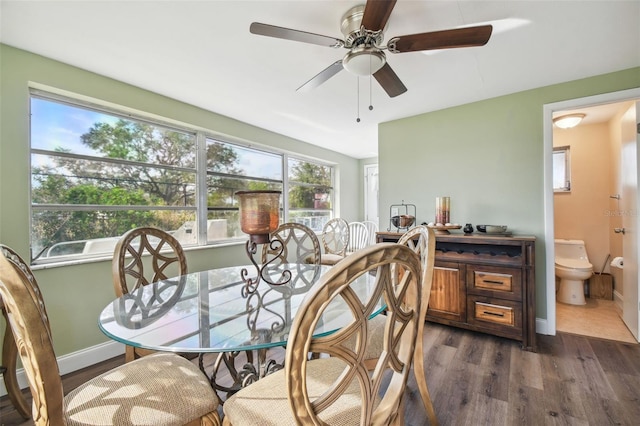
xmin=543 ymin=87 xmax=640 ymax=335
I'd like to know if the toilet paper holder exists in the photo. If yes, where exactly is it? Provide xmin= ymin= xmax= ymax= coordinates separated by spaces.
xmin=610 ymin=256 xmax=624 ymax=269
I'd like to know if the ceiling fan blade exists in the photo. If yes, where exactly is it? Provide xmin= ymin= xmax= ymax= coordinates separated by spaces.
xmin=388 ymin=25 xmax=493 ymax=53
xmin=250 ymin=22 xmax=344 ymax=48
xmin=297 ymin=60 xmax=344 ymax=92
xmin=362 ymin=0 xmax=397 ymax=31
xmin=373 ymin=63 xmax=407 ymax=98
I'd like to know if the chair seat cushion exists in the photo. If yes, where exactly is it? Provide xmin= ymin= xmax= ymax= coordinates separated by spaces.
xmin=320 ymin=253 xmax=345 ymax=265
xmin=364 ymin=314 xmax=387 ymax=360
xmin=64 ymin=352 xmax=218 ymax=426
xmin=223 ymin=357 xmax=366 ymax=425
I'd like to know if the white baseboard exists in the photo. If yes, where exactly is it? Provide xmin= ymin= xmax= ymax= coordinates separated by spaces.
xmin=1 ymin=340 xmax=124 ymax=397
xmin=536 ymin=317 xmax=551 ymax=336
xmin=613 ymin=289 xmax=623 ymax=314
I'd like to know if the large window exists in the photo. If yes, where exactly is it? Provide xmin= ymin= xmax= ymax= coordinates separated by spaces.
xmin=30 ymin=91 xmax=334 ymax=264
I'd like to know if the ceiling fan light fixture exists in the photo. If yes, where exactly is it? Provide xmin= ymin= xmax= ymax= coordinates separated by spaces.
xmin=343 ymin=47 xmax=386 ymax=76
xmin=553 ymin=113 xmax=586 ymax=129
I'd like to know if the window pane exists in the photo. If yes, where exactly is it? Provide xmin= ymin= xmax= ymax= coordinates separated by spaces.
xmin=553 ymin=147 xmax=570 ymax=192
xmin=288 ymin=211 xmax=330 ymax=233
xmin=288 ymin=158 xmax=333 ymax=231
xmin=32 ymin=154 xmax=196 ymax=206
xmin=288 ymin=158 xmax=331 ymax=185
xmin=207 ymin=176 xmax=282 ymax=208
xmin=32 ymin=209 xmax=196 ymax=261
xmin=206 ymin=211 xmax=242 ymax=242
xmin=207 ymin=139 xmax=282 ymax=180
xmin=31 ymin=97 xmax=196 ymax=167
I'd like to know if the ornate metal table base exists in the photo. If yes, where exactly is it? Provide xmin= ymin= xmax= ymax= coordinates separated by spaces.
xmin=199 ymin=347 xmax=284 ymax=403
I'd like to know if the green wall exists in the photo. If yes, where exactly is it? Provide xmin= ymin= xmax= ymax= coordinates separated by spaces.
xmin=379 ymin=67 xmax=640 ymax=321
xmin=0 ymin=44 xmax=360 ymax=358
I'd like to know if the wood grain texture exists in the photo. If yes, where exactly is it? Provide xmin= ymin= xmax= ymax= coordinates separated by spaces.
xmin=429 ymin=265 xmax=464 ymax=319
xmin=3 ymin=323 xmax=640 ymax=426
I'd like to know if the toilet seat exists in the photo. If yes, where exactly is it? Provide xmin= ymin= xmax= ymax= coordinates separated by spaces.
xmin=555 ymin=257 xmax=593 ymax=272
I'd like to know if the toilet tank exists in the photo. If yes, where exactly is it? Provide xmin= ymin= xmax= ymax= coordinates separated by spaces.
xmin=554 ymin=239 xmax=589 ymax=261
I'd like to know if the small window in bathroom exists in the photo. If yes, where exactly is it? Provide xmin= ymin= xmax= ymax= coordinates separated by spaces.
xmin=553 ymin=146 xmax=571 ymax=192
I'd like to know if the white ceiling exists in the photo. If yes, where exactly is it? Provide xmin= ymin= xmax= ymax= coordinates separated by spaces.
xmin=1 ymin=1 xmax=639 ymax=159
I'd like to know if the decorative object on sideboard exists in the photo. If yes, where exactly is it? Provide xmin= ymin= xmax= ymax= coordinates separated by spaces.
xmin=435 ymin=196 xmax=450 ymax=225
xmin=463 ymin=223 xmax=474 ymax=234
xmin=391 ymin=214 xmax=415 ymax=228
xmin=388 ymin=200 xmax=416 ymax=232
xmin=476 ymin=224 xmax=510 ymax=234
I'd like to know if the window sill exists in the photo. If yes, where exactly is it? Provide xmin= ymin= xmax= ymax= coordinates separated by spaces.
xmin=31 ymin=239 xmax=247 ymax=271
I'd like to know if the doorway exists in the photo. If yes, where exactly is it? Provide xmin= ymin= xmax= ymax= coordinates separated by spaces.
xmin=543 ymin=88 xmax=640 ymax=342
xmin=364 ymin=164 xmax=379 ymax=224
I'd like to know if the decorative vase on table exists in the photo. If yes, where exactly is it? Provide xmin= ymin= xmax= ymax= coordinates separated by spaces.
xmin=435 ymin=197 xmax=450 ymax=224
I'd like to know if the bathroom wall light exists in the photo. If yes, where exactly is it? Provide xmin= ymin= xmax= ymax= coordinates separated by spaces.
xmin=553 ymin=113 xmax=586 ymax=129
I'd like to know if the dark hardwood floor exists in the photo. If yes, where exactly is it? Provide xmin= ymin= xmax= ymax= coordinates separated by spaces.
xmin=2 ymin=322 xmax=639 ymax=425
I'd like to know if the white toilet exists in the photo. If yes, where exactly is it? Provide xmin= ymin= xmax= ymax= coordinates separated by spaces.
xmin=555 ymin=239 xmax=593 ymax=305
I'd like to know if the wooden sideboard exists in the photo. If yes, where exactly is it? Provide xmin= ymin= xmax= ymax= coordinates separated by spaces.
xmin=377 ymin=231 xmax=536 ymax=351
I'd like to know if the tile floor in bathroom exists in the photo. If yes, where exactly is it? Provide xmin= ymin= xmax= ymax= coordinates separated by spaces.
xmin=556 ymin=297 xmax=637 ymax=344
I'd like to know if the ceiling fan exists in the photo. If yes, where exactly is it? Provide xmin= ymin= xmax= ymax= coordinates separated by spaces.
xmin=250 ymin=0 xmax=493 ymax=98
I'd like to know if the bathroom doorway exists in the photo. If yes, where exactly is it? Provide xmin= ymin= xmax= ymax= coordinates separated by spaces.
xmin=543 ymin=88 xmax=640 ymax=343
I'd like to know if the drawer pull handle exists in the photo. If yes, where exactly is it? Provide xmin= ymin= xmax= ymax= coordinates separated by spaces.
xmin=483 ymin=310 xmax=505 ymax=317
xmin=483 ymin=279 xmax=505 ymax=285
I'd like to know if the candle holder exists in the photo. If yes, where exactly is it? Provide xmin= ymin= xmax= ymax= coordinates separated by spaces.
xmin=236 ymin=190 xmax=291 ymax=295
xmin=435 ymin=196 xmax=450 ymax=224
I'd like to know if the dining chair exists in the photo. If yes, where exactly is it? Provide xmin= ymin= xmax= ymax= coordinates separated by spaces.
xmin=363 ymin=225 xmax=438 ymax=425
xmin=112 ymin=226 xmax=188 ymax=362
xmin=261 ymin=222 xmax=321 ymax=266
xmin=222 ymin=242 xmax=423 ymax=425
xmin=362 ymin=220 xmax=379 ymax=245
xmin=261 ymin=222 xmax=322 ymax=292
xmin=346 ymin=221 xmax=370 ymax=254
xmin=0 ymin=244 xmax=40 ymax=420
xmin=0 ymin=251 xmax=221 ymax=426
xmin=319 ymin=217 xmax=349 ymax=265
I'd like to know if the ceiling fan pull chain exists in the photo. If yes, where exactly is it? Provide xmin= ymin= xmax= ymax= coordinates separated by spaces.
xmin=356 ymin=76 xmax=361 ymax=123
xmin=369 ymin=55 xmax=374 ymax=111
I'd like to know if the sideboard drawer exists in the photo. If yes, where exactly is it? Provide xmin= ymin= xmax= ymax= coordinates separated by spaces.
xmin=474 ymin=301 xmax=514 ymax=326
xmin=467 ymin=265 xmax=522 ymax=301
xmin=467 ymin=295 xmax=522 ymax=338
xmin=474 ymin=271 xmax=512 ymax=292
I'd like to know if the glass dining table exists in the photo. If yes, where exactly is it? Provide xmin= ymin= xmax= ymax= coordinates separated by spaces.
xmin=98 ymin=262 xmax=383 ymax=400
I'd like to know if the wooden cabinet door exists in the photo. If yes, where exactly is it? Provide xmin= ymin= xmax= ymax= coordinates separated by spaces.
xmin=427 ymin=260 xmax=466 ymax=323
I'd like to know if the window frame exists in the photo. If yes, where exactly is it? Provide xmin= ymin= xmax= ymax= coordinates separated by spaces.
xmin=29 ymin=89 xmax=335 ymax=265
